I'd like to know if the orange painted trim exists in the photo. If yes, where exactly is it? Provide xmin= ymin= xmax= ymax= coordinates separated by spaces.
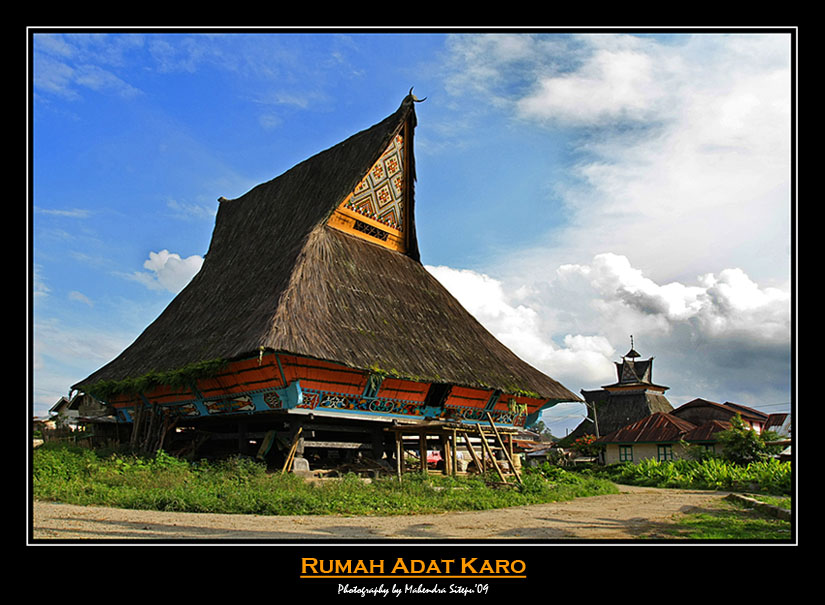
xmin=327 ymin=206 xmax=406 ymax=253
xmin=377 ymin=378 xmax=430 ymax=401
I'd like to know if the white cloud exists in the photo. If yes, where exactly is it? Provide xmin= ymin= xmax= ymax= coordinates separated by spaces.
xmin=444 ymin=33 xmax=792 ymax=288
xmin=427 ymin=252 xmax=790 ymax=409
xmin=36 ymin=207 xmax=91 ymax=218
xmin=557 ymin=253 xmax=790 ymax=344
xmin=32 ymin=316 xmax=137 ymax=414
xmin=426 ymin=264 xmax=616 ymax=391
xmin=68 ymin=291 xmax=93 ymax=306
xmin=516 ymin=39 xmax=664 ymax=125
xmin=130 ymin=249 xmax=203 ymax=293
xmin=165 ymin=198 xmax=216 ymax=221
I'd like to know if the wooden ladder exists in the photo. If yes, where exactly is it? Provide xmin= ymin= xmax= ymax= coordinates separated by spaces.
xmin=477 ymin=414 xmax=522 ymax=485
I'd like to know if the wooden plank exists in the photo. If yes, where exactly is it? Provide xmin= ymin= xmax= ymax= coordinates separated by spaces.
xmin=302 ymin=440 xmax=370 ymax=449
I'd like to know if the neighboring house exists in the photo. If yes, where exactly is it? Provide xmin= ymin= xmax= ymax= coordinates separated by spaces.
xmin=764 ymin=413 xmax=791 ymax=438
xmin=49 ymin=396 xmax=79 ymax=428
xmin=33 ymin=416 xmax=56 ymax=432
xmin=671 ymin=398 xmax=770 ymax=433
xmin=567 ymin=340 xmax=673 ymax=441
xmin=49 ymin=392 xmax=109 ymax=430
xmin=596 ymin=412 xmax=731 ymax=464
xmin=764 ymin=413 xmax=792 ymax=462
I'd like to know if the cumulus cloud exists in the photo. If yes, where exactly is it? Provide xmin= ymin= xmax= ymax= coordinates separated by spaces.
xmin=426 ymin=264 xmax=616 ymax=391
xmin=558 ymin=253 xmax=790 ymax=342
xmin=427 ymin=253 xmax=790 ymax=411
xmin=129 ymin=249 xmax=203 ymax=293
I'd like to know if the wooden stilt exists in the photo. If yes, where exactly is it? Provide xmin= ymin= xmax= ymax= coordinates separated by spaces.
xmin=440 ymin=434 xmax=451 ymax=475
xmin=451 ymin=429 xmax=457 ymax=475
xmin=395 ymin=431 xmax=403 ymax=480
xmin=462 ymin=432 xmax=482 ymax=473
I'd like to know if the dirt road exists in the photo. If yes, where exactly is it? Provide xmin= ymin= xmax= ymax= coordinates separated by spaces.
xmin=31 ymin=485 xmax=729 ymax=541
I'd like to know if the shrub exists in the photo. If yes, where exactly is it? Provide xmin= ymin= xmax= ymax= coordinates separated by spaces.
xmin=716 ymin=414 xmax=783 ymax=464
xmin=596 ymin=457 xmax=791 ymax=495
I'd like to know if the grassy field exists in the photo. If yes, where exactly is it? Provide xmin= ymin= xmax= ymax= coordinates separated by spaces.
xmin=32 ymin=443 xmax=619 ymax=516
xmin=32 ymin=444 xmax=792 ymax=540
xmin=646 ymin=498 xmax=793 ymax=540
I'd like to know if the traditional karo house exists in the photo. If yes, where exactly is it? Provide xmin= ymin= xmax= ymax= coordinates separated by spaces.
xmin=72 ymin=93 xmax=579 ymax=473
xmin=567 ymin=339 xmax=673 ymax=441
xmin=595 ymin=398 xmax=781 ymax=464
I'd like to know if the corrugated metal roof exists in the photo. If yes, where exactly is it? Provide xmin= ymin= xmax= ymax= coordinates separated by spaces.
xmin=597 ymin=412 xmax=696 ymax=443
xmin=683 ymin=419 xmax=730 ymax=441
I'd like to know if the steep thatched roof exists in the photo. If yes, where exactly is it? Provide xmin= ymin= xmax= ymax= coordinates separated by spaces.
xmin=74 ymin=94 xmax=578 ymax=402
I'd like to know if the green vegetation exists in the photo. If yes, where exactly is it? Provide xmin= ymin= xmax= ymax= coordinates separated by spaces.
xmin=591 ymin=457 xmax=791 ymax=495
xmin=32 ymin=443 xmax=617 ymax=516
xmin=645 ymin=498 xmax=792 ymax=540
xmin=78 ymin=358 xmax=227 ymax=400
xmin=32 ymin=444 xmax=792 ymax=540
xmin=715 ymin=414 xmax=784 ymax=464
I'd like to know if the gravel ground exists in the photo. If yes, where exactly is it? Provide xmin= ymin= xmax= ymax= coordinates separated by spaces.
xmin=31 ymin=484 xmax=730 ymax=541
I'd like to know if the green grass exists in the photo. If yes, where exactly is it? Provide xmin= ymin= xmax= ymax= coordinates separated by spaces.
xmin=645 ymin=498 xmax=793 ymax=541
xmin=32 ymin=444 xmax=618 ymax=516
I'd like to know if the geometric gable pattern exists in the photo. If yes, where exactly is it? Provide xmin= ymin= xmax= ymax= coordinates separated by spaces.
xmin=341 ymin=133 xmax=405 ymax=230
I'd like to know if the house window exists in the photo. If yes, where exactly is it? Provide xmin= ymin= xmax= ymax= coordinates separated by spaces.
xmin=619 ymin=445 xmax=633 ymax=462
xmin=657 ymin=444 xmax=674 ymax=461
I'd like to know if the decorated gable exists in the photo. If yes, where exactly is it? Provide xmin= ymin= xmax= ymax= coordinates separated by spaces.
xmin=328 ymin=132 xmax=407 ymax=252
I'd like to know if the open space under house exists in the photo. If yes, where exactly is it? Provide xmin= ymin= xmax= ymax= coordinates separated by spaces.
xmin=72 ymin=93 xmax=580 ymax=481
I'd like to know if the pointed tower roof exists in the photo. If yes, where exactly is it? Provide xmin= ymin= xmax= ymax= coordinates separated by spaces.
xmin=74 ymin=94 xmax=578 ymax=404
xmin=602 ymin=338 xmax=668 ymax=393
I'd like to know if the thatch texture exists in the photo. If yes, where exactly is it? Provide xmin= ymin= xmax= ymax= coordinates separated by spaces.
xmin=74 ymin=95 xmax=577 ymax=402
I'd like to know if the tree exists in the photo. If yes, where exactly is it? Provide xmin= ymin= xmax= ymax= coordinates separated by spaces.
xmin=716 ymin=414 xmax=782 ymax=465
xmin=530 ymin=420 xmax=557 ymax=442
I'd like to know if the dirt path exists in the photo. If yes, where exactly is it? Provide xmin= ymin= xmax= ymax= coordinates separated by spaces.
xmin=31 ymin=485 xmax=729 ymax=541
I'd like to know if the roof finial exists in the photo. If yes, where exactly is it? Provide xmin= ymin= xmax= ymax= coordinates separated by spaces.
xmin=624 ymin=335 xmax=640 ymax=359
xmin=408 ymin=87 xmax=427 ymax=103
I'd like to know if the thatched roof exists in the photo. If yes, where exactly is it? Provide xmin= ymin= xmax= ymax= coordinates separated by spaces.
xmin=74 ymin=94 xmax=578 ymax=402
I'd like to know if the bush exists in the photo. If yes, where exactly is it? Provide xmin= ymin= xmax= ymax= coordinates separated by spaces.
xmin=571 ymin=434 xmax=604 ymax=457
xmin=716 ymin=414 xmax=783 ymax=464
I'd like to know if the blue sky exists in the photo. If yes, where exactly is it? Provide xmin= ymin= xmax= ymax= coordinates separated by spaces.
xmin=30 ymin=29 xmax=795 ymax=436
